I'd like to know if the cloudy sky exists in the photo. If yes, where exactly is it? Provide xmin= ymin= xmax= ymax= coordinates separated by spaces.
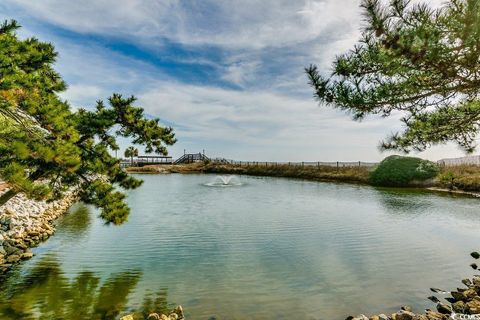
xmin=0 ymin=0 xmax=465 ymax=162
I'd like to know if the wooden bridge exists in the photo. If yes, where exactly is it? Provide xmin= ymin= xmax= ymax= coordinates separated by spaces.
xmin=174 ymin=153 xmax=210 ymax=164
xmin=120 ymin=155 xmax=173 ymax=168
xmin=120 ymin=152 xmax=210 ymax=167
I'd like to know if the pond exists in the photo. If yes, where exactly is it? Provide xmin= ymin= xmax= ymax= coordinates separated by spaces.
xmin=1 ymin=174 xmax=480 ymax=319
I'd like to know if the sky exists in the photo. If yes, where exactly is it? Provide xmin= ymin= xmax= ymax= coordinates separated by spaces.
xmin=0 ymin=0 xmax=468 ymax=162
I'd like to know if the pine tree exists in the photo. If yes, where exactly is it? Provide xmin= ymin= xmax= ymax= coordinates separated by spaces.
xmin=306 ymin=0 xmax=480 ymax=152
xmin=0 ymin=20 xmax=176 ymax=224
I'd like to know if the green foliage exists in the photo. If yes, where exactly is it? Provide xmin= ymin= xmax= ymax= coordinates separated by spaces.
xmin=0 ymin=20 xmax=176 ymax=224
xmin=438 ymin=165 xmax=480 ymax=191
xmin=369 ymin=155 xmax=439 ymax=186
xmin=307 ymin=0 xmax=480 ymax=153
xmin=439 ymin=171 xmax=457 ymax=189
xmin=124 ymin=146 xmax=139 ymax=165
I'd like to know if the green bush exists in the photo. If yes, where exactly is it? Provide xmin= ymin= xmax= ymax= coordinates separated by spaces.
xmin=369 ymin=155 xmax=439 ymax=187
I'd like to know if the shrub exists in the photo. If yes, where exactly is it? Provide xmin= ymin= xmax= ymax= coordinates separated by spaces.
xmin=369 ymin=155 xmax=439 ymax=187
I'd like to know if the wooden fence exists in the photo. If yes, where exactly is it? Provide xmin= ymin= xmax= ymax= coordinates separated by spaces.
xmin=211 ymin=159 xmax=377 ymax=168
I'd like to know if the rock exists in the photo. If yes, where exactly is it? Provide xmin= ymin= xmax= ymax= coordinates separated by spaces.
xmin=463 ymin=288 xmax=477 ymax=300
xmin=462 ymin=278 xmax=473 ymax=287
xmin=451 ymin=291 xmax=466 ymax=301
xmin=471 ymin=252 xmax=480 ymax=259
xmin=401 ymin=305 xmax=412 ymax=312
xmin=3 ymin=242 xmax=17 ymax=255
xmin=467 ymin=299 xmax=480 ymax=314
xmin=430 ymin=288 xmax=448 ymax=294
xmin=352 ymin=315 xmax=368 ymax=320
xmin=147 ymin=314 xmax=160 ymax=320
xmin=436 ymin=303 xmax=452 ymax=314
xmin=425 ymin=310 xmax=447 ymax=319
xmin=471 ymin=263 xmax=478 ymax=270
xmin=377 ymin=314 xmax=389 ymax=320
xmin=21 ymin=251 xmax=33 ymax=260
xmin=395 ymin=310 xmax=415 ymax=320
xmin=120 ymin=315 xmax=134 ymax=320
xmin=452 ymin=300 xmax=466 ymax=313
xmin=6 ymin=254 xmax=20 ymax=263
xmin=169 ymin=313 xmax=178 ymax=320
xmin=15 ymin=241 xmax=27 ymax=250
xmin=428 ymin=296 xmax=440 ymax=303
xmin=173 ymin=306 xmax=184 ymax=318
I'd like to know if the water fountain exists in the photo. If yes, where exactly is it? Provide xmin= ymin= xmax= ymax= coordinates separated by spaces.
xmin=205 ymin=175 xmax=242 ymax=187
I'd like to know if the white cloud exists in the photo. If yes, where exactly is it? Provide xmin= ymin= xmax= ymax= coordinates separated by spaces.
xmin=60 ymin=84 xmax=103 ymax=107
xmin=1 ymin=0 xmax=469 ymax=161
xmin=138 ymin=82 xmax=403 ymax=161
xmin=7 ymin=0 xmax=361 ymax=50
xmin=221 ymin=60 xmax=261 ymax=87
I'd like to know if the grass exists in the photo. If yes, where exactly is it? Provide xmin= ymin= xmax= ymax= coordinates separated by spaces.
xmin=203 ymin=163 xmax=370 ymax=184
xmin=124 ymin=162 xmax=480 ymax=193
xmin=125 ymin=163 xmax=206 ymax=174
xmin=438 ymin=164 xmax=480 ymax=191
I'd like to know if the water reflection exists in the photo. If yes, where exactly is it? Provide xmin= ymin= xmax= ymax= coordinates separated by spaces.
xmin=55 ymin=203 xmax=92 ymax=238
xmin=0 ymin=257 xmax=172 ymax=320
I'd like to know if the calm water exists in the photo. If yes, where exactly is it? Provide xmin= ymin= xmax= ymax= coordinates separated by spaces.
xmin=1 ymin=174 xmax=480 ymax=319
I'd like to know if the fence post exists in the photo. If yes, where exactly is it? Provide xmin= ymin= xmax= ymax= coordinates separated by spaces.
xmin=358 ymin=161 xmax=361 ymax=168
xmin=302 ymin=162 xmax=304 ymax=168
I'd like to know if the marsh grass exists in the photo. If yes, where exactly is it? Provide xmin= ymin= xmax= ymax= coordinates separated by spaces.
xmin=203 ymin=163 xmax=370 ymax=184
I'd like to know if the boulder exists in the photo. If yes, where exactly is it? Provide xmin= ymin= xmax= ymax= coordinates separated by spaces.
xmin=463 ymin=288 xmax=477 ymax=300
xmin=451 ymin=291 xmax=466 ymax=301
xmin=425 ymin=310 xmax=447 ymax=319
xmin=119 ymin=316 xmax=134 ymax=320
xmin=173 ymin=306 xmax=184 ymax=319
xmin=6 ymin=254 xmax=20 ymax=263
xmin=436 ymin=303 xmax=452 ymax=314
xmin=21 ymin=251 xmax=33 ymax=260
xmin=401 ymin=306 xmax=412 ymax=312
xmin=452 ymin=300 xmax=466 ymax=313
xmin=395 ymin=310 xmax=416 ymax=320
xmin=467 ymin=299 xmax=480 ymax=314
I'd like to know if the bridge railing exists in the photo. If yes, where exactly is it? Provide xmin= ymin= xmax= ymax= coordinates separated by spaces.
xmin=174 ymin=153 xmax=210 ymax=164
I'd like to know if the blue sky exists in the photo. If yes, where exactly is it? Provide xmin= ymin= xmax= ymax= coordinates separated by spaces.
xmin=0 ymin=0 xmax=462 ymax=161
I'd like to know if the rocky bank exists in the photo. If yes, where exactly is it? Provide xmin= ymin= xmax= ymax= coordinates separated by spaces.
xmin=0 ymin=187 xmax=78 ymax=275
xmin=348 ymin=252 xmax=480 ymax=320
xmin=120 ymin=306 xmax=185 ymax=320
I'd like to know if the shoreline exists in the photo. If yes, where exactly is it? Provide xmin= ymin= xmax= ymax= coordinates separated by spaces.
xmin=0 ymin=188 xmax=78 ymax=276
xmin=127 ymin=163 xmax=480 ymax=198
